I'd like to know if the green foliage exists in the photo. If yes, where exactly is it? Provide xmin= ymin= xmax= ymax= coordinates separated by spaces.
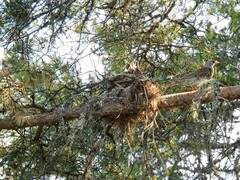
xmin=0 ymin=0 xmax=239 ymax=179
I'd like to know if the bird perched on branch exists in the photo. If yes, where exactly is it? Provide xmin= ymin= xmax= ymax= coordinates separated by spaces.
xmin=177 ymin=60 xmax=220 ymax=83
xmin=162 ymin=60 xmax=220 ymax=90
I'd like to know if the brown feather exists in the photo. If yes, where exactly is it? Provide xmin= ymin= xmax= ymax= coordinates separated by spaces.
xmin=177 ymin=60 xmax=219 ymax=83
xmin=182 ymin=67 xmax=212 ymax=79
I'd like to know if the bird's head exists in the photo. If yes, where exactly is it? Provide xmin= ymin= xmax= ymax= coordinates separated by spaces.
xmin=204 ymin=60 xmax=220 ymax=68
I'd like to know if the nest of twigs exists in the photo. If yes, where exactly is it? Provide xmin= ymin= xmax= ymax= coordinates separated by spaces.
xmin=86 ymin=68 xmax=162 ymax=133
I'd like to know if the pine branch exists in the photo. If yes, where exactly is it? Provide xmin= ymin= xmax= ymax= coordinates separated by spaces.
xmin=0 ymin=85 xmax=239 ymax=130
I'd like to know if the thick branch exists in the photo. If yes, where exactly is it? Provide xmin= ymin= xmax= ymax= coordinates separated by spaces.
xmin=0 ymin=107 xmax=84 ymax=130
xmin=0 ymin=85 xmax=239 ymax=130
xmin=156 ymin=85 xmax=240 ymax=109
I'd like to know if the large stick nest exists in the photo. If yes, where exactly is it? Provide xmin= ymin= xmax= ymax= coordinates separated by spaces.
xmin=86 ymin=69 xmax=162 ymax=129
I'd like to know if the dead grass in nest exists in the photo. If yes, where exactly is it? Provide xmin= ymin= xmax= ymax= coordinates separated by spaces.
xmin=88 ymin=71 xmax=163 ymax=136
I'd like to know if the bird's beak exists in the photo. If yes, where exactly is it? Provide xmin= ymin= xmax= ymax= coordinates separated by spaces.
xmin=214 ymin=60 xmax=220 ymax=64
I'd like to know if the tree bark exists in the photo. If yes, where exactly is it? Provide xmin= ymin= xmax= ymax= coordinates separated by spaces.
xmin=0 ymin=85 xmax=239 ymax=130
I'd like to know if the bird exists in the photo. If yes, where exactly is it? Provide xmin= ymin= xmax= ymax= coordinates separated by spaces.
xmin=177 ymin=60 xmax=220 ymax=83
xmin=125 ymin=61 xmax=142 ymax=74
